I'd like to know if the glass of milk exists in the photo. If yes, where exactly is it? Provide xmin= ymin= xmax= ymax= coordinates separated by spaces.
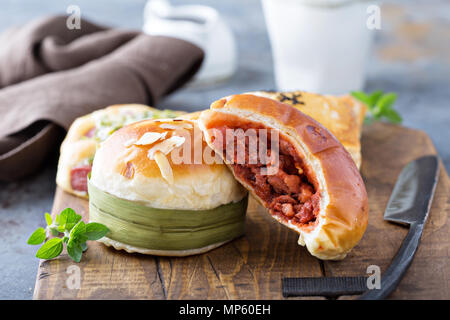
xmin=262 ymin=0 xmax=376 ymax=94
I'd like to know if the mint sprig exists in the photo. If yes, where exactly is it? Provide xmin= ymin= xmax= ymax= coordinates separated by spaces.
xmin=351 ymin=90 xmax=402 ymax=124
xmin=27 ymin=208 xmax=109 ymax=262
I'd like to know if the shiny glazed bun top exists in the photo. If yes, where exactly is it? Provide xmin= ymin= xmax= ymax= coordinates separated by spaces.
xmin=90 ymin=118 xmax=247 ymax=210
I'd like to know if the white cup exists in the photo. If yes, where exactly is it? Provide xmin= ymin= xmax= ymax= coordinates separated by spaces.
xmin=262 ymin=0 xmax=375 ymax=94
xmin=143 ymin=0 xmax=237 ymax=86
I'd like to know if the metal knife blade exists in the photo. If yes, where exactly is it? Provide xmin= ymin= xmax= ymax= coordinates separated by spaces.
xmin=384 ymin=155 xmax=440 ymax=225
xmin=360 ymin=155 xmax=440 ymax=300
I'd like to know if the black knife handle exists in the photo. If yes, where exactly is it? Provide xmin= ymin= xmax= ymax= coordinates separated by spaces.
xmin=359 ymin=222 xmax=424 ymax=300
xmin=283 ymin=276 xmax=367 ymax=297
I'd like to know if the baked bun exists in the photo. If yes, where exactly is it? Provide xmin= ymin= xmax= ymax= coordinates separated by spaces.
xmin=198 ymin=94 xmax=368 ymax=260
xmin=56 ymin=104 xmax=185 ymax=198
xmin=89 ymin=118 xmax=248 ymax=256
xmin=249 ymin=91 xmax=366 ymax=168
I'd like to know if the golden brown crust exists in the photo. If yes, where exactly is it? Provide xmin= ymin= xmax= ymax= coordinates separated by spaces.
xmin=100 ymin=119 xmax=224 ymax=179
xmin=200 ymin=94 xmax=368 ymax=260
xmin=90 ymin=118 xmax=246 ymax=210
xmin=250 ymin=91 xmax=366 ymax=167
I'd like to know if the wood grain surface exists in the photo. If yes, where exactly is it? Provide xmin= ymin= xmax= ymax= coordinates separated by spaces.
xmin=33 ymin=123 xmax=449 ymax=299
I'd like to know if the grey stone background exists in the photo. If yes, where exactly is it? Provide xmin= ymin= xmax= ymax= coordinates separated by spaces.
xmin=0 ymin=0 xmax=448 ymax=299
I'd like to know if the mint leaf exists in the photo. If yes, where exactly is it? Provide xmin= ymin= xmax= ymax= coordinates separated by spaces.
xmin=36 ymin=238 xmax=63 ymax=259
xmin=67 ymin=239 xmax=83 ymax=263
xmin=383 ymin=108 xmax=403 ymax=124
xmin=66 ymin=214 xmax=82 ymax=231
xmin=69 ymin=220 xmax=86 ymax=240
xmin=375 ymin=92 xmax=397 ymax=113
xmin=85 ymin=223 xmax=109 ymax=240
xmin=78 ymin=234 xmax=89 ymax=243
xmin=368 ymin=90 xmax=384 ymax=107
xmin=59 ymin=209 xmax=68 ymax=226
xmin=60 ymin=208 xmax=82 ymax=231
xmin=352 ymin=90 xmax=402 ymax=124
xmin=58 ymin=208 xmax=82 ymax=231
xmin=351 ymin=91 xmax=371 ymax=107
xmin=45 ymin=213 xmax=52 ymax=226
xmin=50 ymin=227 xmax=59 ymax=236
xmin=29 ymin=207 xmax=109 ymax=262
xmin=27 ymin=227 xmax=46 ymax=245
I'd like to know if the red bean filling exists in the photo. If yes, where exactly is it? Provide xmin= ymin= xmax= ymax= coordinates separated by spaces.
xmin=213 ymin=126 xmax=320 ymax=227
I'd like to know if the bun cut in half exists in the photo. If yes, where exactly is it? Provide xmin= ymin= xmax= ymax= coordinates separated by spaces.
xmin=89 ymin=118 xmax=248 ymax=256
xmin=198 ymin=94 xmax=368 ymax=260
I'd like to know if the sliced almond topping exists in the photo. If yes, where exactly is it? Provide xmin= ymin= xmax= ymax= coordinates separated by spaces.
xmin=154 ymin=151 xmax=173 ymax=184
xmin=147 ymin=136 xmax=186 ymax=159
xmin=134 ymin=132 xmax=167 ymax=146
xmin=159 ymin=122 xmax=193 ymax=130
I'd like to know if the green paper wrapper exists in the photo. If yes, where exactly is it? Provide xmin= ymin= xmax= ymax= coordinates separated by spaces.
xmin=88 ymin=180 xmax=248 ymax=251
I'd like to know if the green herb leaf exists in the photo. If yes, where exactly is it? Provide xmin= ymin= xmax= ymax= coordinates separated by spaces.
xmin=59 ymin=209 xmax=68 ymax=226
xmin=60 ymin=208 xmax=73 ymax=224
xmin=27 ymin=227 xmax=46 ymax=245
xmin=35 ymin=238 xmax=63 ymax=260
xmin=69 ymin=220 xmax=86 ymax=240
xmin=45 ymin=213 xmax=52 ymax=226
xmin=368 ymin=90 xmax=384 ymax=107
xmin=50 ymin=227 xmax=59 ymax=236
xmin=382 ymin=108 xmax=403 ymax=124
xmin=351 ymin=91 xmax=371 ymax=107
xmin=59 ymin=208 xmax=82 ymax=231
xmin=375 ymin=92 xmax=397 ymax=113
xmin=67 ymin=239 xmax=83 ymax=263
xmin=29 ymin=207 xmax=109 ymax=262
xmin=352 ymin=90 xmax=402 ymax=124
xmin=67 ymin=208 xmax=82 ymax=229
xmin=85 ymin=222 xmax=110 ymax=241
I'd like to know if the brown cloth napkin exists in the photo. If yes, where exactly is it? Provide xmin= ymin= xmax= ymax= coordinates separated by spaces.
xmin=0 ymin=16 xmax=137 ymax=88
xmin=0 ymin=15 xmax=204 ymax=181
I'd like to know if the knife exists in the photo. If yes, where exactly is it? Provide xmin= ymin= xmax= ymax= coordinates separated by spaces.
xmin=282 ymin=155 xmax=440 ymax=299
xmin=359 ymin=155 xmax=440 ymax=299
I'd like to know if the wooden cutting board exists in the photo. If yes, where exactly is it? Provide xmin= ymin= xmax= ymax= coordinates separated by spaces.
xmin=33 ymin=122 xmax=449 ymax=299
